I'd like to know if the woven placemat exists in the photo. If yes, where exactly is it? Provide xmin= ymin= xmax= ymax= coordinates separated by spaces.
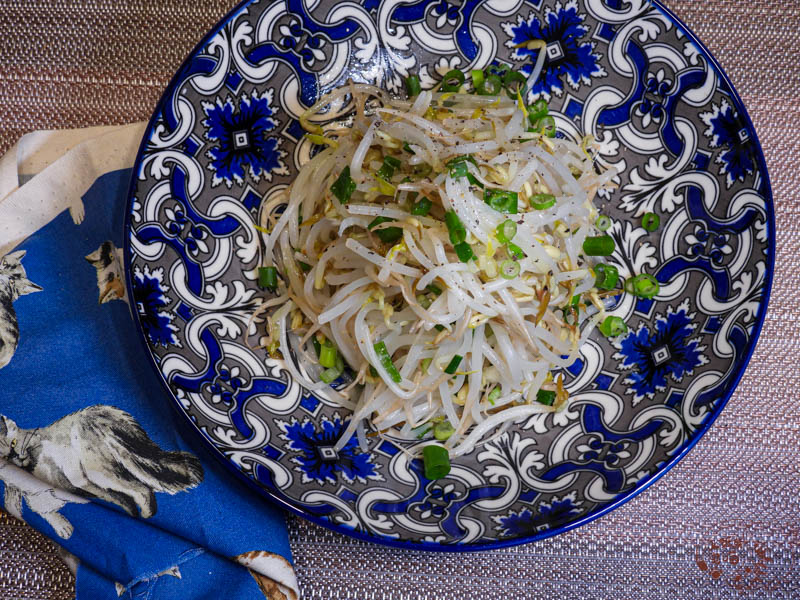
xmin=1 ymin=1 xmax=798 ymax=598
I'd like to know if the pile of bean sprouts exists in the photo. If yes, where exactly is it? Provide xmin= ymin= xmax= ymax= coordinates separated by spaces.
xmin=258 ymin=81 xmax=618 ymax=457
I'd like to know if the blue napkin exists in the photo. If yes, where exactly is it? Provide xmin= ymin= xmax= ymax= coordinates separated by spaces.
xmin=0 ymin=169 xmax=297 ymax=599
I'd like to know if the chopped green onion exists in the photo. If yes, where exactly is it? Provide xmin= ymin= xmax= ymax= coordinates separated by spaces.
xmin=454 ymin=242 xmax=474 ymax=262
xmin=444 ymin=354 xmax=463 ymax=374
xmin=594 ymin=263 xmax=620 ymax=290
xmin=626 ymin=273 xmax=660 ymax=299
xmin=411 ymin=197 xmax=433 ymax=216
xmin=402 ymin=141 xmax=415 ymax=154
xmin=445 ymin=211 xmax=467 ymax=244
xmin=319 ymin=341 xmax=338 ymax=369
xmin=434 ymin=324 xmax=445 ymax=332
xmin=495 ymin=219 xmax=517 ymax=244
xmin=433 ymin=421 xmax=455 ymax=441
xmin=422 ymin=444 xmax=450 ymax=480
xmin=319 ymin=368 xmax=340 ymax=384
xmin=421 ymin=357 xmax=433 ymax=373
xmin=369 ymin=365 xmax=378 ymax=377
xmin=530 ymin=114 xmax=556 ymax=138
xmin=536 ymin=389 xmax=556 ymax=406
xmin=507 ymin=242 xmax=524 ymax=260
xmin=477 ymin=74 xmax=502 ymax=96
xmin=373 ymin=341 xmax=402 ymax=383
xmin=441 ymin=69 xmax=465 ymax=93
xmin=258 ymin=266 xmax=278 ymax=290
xmin=499 ymin=259 xmax=520 ymax=280
xmin=405 ymin=74 xmax=421 ymax=97
xmin=320 ymin=353 xmax=345 ymax=384
xmin=582 ymin=235 xmax=615 ymax=256
xmin=414 ymin=425 xmax=432 ymax=439
xmin=446 ymin=155 xmax=477 ymax=178
xmin=426 ymin=284 xmax=443 ymax=296
xmin=598 ymin=315 xmax=628 ymax=337
xmin=471 ymin=69 xmax=485 ymax=92
xmin=486 ymin=63 xmax=510 ymax=79
xmin=528 ymin=99 xmax=548 ymax=122
xmin=642 ymin=212 xmax=660 ymax=232
xmin=487 ymin=386 xmax=501 ymax=405
xmin=416 ymin=294 xmax=432 ymax=309
xmin=595 ymin=215 xmax=612 ymax=231
xmin=376 ymin=155 xmax=401 ymax=180
xmin=298 ymin=261 xmax=311 ymax=272
xmin=503 ymin=70 xmax=527 ymax=99
xmin=529 ymin=193 xmax=556 ymax=210
xmin=484 ymin=188 xmax=518 ymax=214
xmin=331 ymin=166 xmax=356 ymax=204
xmin=312 ymin=336 xmax=322 ymax=358
xmin=368 ymin=216 xmax=403 ymax=244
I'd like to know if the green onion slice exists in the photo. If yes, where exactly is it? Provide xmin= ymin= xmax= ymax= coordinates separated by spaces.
xmin=433 ymin=421 xmax=455 ymax=441
xmin=499 ymin=259 xmax=520 ymax=280
xmin=471 ymin=69 xmax=485 ymax=92
xmin=642 ymin=212 xmax=660 ymax=232
xmin=536 ymin=389 xmax=556 ymax=406
xmin=503 ymin=70 xmax=527 ymax=99
xmin=454 ymin=242 xmax=474 ymax=262
xmin=373 ymin=341 xmax=402 ymax=383
xmin=258 ymin=266 xmax=278 ymax=290
xmin=484 ymin=188 xmax=518 ymax=214
xmin=444 ymin=355 xmax=463 ymax=374
xmin=595 ymin=215 xmax=612 ymax=231
xmin=495 ymin=219 xmax=517 ymax=244
xmin=441 ymin=69 xmax=465 ymax=93
xmin=368 ymin=216 xmax=403 ymax=243
xmin=411 ymin=197 xmax=433 ymax=216
xmin=445 ymin=210 xmax=467 ymax=244
xmin=598 ymin=315 xmax=628 ymax=337
xmin=507 ymin=242 xmax=524 ymax=260
xmin=487 ymin=386 xmax=501 ymax=405
xmin=422 ymin=444 xmax=451 ymax=480
xmin=529 ymin=193 xmax=556 ymax=210
xmin=594 ymin=263 xmax=619 ymax=290
xmin=331 ymin=166 xmax=356 ymax=204
xmin=477 ymin=74 xmax=502 ymax=96
xmin=582 ymin=235 xmax=615 ymax=256
xmin=405 ymin=74 xmax=421 ymax=97
xmin=626 ymin=273 xmax=660 ymax=299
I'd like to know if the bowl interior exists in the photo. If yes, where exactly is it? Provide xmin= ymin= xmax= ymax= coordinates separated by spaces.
xmin=125 ymin=0 xmax=773 ymax=549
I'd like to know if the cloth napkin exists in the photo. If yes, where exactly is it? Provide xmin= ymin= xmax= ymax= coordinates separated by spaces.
xmin=0 ymin=125 xmax=299 ymax=600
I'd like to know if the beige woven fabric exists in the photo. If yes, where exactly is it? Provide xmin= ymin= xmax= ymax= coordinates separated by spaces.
xmin=1 ymin=1 xmax=798 ymax=598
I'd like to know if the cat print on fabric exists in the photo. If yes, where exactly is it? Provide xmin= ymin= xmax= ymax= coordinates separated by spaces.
xmin=85 ymin=240 xmax=127 ymax=304
xmin=0 ymin=249 xmax=42 ymax=369
xmin=0 ymin=460 xmax=89 ymax=539
xmin=0 ymin=406 xmax=204 ymax=522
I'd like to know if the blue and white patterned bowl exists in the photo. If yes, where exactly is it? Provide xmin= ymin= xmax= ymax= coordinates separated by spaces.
xmin=124 ymin=0 xmax=774 ymax=550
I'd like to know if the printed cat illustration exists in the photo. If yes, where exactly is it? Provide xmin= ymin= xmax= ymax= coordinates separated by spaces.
xmin=0 ymin=249 xmax=42 ymax=369
xmin=0 ymin=406 xmax=204 ymax=519
xmin=0 ymin=460 xmax=89 ymax=539
xmin=85 ymin=240 xmax=126 ymax=304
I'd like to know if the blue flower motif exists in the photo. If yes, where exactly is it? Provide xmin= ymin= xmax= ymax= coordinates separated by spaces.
xmin=132 ymin=265 xmax=180 ymax=348
xmin=502 ymin=0 xmax=605 ymax=99
xmin=700 ymin=99 xmax=756 ymax=188
xmin=202 ymin=89 xmax=287 ymax=188
xmin=613 ymin=299 xmax=708 ymax=402
xmin=277 ymin=414 xmax=382 ymax=485
xmin=493 ymin=492 xmax=583 ymax=537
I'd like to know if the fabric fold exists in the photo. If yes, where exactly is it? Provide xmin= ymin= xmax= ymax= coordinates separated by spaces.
xmin=0 ymin=130 xmax=298 ymax=600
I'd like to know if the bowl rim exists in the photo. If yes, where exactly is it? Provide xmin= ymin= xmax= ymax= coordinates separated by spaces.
xmin=122 ymin=0 xmax=775 ymax=552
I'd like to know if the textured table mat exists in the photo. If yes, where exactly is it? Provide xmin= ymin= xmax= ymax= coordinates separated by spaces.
xmin=1 ymin=1 xmax=798 ymax=598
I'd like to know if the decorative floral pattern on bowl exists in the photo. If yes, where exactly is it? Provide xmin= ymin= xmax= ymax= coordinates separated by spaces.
xmin=124 ymin=0 xmax=773 ymax=550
